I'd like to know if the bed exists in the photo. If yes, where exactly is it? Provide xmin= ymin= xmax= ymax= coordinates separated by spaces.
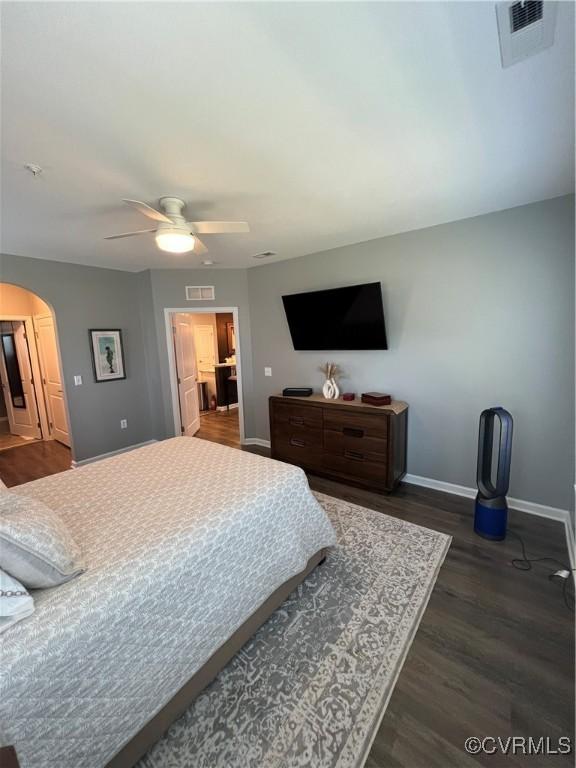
xmin=0 ymin=437 xmax=336 ymax=768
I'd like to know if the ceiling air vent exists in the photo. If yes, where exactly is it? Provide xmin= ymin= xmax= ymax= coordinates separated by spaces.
xmin=253 ymin=251 xmax=277 ymax=260
xmin=496 ymin=0 xmax=557 ymax=68
xmin=185 ymin=285 xmax=215 ymax=301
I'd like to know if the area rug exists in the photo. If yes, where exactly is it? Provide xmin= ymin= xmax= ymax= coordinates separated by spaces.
xmin=138 ymin=492 xmax=451 ymax=768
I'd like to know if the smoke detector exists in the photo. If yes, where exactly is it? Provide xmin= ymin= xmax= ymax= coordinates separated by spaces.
xmin=24 ymin=163 xmax=43 ymax=177
xmin=496 ymin=1 xmax=558 ymax=68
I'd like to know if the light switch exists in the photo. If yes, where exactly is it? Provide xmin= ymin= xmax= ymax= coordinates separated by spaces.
xmin=74 ymin=375 xmax=82 ymax=386
xmin=120 ymin=419 xmax=128 ymax=429
xmin=264 ymin=367 xmax=272 ymax=377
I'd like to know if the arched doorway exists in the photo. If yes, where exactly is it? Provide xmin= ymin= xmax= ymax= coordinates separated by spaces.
xmin=0 ymin=284 xmax=71 ymax=479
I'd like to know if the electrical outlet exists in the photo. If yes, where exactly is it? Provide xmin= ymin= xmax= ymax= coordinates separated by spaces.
xmin=74 ymin=375 xmax=82 ymax=386
xmin=264 ymin=367 xmax=272 ymax=377
xmin=120 ymin=419 xmax=128 ymax=429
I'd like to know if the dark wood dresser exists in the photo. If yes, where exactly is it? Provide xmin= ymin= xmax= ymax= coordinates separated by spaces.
xmin=269 ymin=394 xmax=408 ymax=493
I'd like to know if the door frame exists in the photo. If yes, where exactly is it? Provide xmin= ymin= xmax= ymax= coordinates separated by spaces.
xmin=164 ymin=307 xmax=246 ymax=444
xmin=0 ymin=314 xmax=50 ymax=439
xmin=33 ymin=313 xmax=72 ymax=447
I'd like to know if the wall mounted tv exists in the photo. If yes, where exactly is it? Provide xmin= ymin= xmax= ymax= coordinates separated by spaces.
xmin=282 ymin=282 xmax=388 ymax=351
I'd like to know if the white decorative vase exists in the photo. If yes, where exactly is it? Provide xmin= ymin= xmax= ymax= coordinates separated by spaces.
xmin=322 ymin=379 xmax=334 ymax=399
xmin=330 ymin=377 xmax=340 ymax=399
xmin=322 ymin=377 xmax=339 ymax=399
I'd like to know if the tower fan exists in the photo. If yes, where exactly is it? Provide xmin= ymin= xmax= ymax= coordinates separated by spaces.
xmin=474 ymin=407 xmax=513 ymax=541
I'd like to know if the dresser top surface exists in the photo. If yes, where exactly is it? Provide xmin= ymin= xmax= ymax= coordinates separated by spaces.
xmin=271 ymin=393 xmax=408 ymax=415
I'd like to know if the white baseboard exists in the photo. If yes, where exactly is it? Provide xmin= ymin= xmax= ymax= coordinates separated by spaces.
xmin=242 ymin=438 xmax=271 ymax=448
xmin=71 ymin=440 xmax=158 ymax=468
xmin=216 ymin=403 xmax=239 ymax=412
xmin=404 ymin=472 xmax=574 ymax=566
xmin=404 ymin=473 xmax=475 ymax=501
xmin=404 ymin=473 xmax=569 ymax=521
xmin=564 ymin=520 xmax=575 ymax=572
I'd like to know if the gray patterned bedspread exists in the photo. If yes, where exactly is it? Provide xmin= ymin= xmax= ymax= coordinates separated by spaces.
xmin=0 ymin=437 xmax=336 ymax=768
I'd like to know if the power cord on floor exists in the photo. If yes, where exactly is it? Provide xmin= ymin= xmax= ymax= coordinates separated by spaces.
xmin=507 ymin=529 xmax=575 ymax=613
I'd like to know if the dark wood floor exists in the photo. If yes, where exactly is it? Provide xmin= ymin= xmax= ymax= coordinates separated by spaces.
xmin=0 ymin=439 xmax=71 ymax=486
xmin=1 ymin=431 xmax=573 ymax=767
xmin=308 ymin=477 xmax=575 ymax=768
xmin=196 ymin=408 xmax=240 ymax=448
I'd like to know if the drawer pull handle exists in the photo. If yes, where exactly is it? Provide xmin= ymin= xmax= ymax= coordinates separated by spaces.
xmin=343 ymin=427 xmax=364 ymax=438
xmin=290 ymin=417 xmax=304 ymax=426
xmin=344 ymin=450 xmax=365 ymax=461
xmin=290 ymin=438 xmax=306 ymax=448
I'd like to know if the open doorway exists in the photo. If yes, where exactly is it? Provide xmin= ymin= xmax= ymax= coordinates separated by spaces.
xmin=0 ymin=284 xmax=71 ymax=462
xmin=166 ymin=307 xmax=243 ymax=449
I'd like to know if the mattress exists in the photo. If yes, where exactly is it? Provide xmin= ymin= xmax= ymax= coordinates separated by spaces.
xmin=0 ymin=437 xmax=336 ymax=768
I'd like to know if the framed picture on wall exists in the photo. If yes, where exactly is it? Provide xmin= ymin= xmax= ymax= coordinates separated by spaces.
xmin=89 ymin=329 xmax=126 ymax=382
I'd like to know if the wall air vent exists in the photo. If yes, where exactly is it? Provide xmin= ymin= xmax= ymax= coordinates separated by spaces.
xmin=496 ymin=0 xmax=557 ymax=68
xmin=185 ymin=285 xmax=215 ymax=301
xmin=510 ymin=0 xmax=543 ymax=32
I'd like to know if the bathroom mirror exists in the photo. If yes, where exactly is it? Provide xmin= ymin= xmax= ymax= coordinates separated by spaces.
xmin=226 ymin=322 xmax=236 ymax=355
xmin=1 ymin=333 xmax=25 ymax=408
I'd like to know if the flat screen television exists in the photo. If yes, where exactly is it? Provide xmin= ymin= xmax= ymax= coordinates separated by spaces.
xmin=282 ymin=282 xmax=388 ymax=350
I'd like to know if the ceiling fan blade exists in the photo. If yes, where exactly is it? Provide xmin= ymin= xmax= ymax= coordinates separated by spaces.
xmin=194 ymin=236 xmax=209 ymax=255
xmin=187 ymin=221 xmax=250 ymax=234
xmin=123 ymin=199 xmax=172 ymax=223
xmin=104 ymin=229 xmax=156 ymax=240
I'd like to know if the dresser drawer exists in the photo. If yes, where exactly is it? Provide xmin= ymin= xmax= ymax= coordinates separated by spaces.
xmin=274 ymin=421 xmax=323 ymax=449
xmin=322 ymin=451 xmax=388 ymax=484
xmin=324 ymin=430 xmax=388 ymax=463
xmin=274 ymin=401 xmax=323 ymax=430
xmin=323 ymin=409 xmax=388 ymax=440
xmin=275 ymin=433 xmax=323 ymax=467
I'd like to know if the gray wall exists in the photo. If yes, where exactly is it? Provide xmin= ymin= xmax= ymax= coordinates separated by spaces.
xmin=247 ymin=196 xmax=575 ymax=511
xmin=0 ymin=253 xmax=155 ymax=461
xmin=2 ymin=196 xmax=573 ymax=512
xmin=146 ymin=268 xmax=255 ymax=440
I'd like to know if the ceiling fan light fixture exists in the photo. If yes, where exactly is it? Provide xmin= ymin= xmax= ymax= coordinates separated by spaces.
xmin=155 ymin=229 xmax=195 ymax=254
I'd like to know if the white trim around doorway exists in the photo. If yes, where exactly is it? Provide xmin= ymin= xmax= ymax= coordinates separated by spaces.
xmin=164 ymin=307 xmax=246 ymax=444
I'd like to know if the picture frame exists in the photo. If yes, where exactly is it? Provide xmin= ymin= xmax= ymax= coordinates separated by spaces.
xmin=89 ymin=329 xmax=126 ymax=382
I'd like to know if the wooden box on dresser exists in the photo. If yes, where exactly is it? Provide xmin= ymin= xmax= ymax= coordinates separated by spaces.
xmin=269 ymin=394 xmax=408 ymax=493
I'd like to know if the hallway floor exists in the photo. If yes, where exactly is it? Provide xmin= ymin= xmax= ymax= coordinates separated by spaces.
xmin=0 ymin=439 xmax=71 ymax=486
xmin=0 ymin=420 xmax=38 ymax=452
xmin=196 ymin=409 xmax=240 ymax=449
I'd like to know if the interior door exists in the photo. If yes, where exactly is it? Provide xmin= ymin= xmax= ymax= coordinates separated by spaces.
xmin=34 ymin=314 xmax=71 ymax=447
xmin=173 ymin=314 xmax=201 ymax=436
xmin=0 ymin=321 xmax=42 ymax=439
xmin=193 ymin=324 xmax=216 ymax=371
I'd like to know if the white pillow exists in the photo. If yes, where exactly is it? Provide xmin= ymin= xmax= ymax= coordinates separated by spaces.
xmin=0 ymin=493 xmax=85 ymax=588
xmin=0 ymin=568 xmax=34 ymax=633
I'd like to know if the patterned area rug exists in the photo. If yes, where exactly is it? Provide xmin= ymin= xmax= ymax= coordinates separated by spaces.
xmin=138 ymin=492 xmax=451 ymax=768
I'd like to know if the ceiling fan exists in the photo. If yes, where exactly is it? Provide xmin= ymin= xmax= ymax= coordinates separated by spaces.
xmin=104 ymin=197 xmax=250 ymax=254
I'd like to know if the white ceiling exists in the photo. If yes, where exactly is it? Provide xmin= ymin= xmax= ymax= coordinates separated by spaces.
xmin=1 ymin=1 xmax=574 ymax=272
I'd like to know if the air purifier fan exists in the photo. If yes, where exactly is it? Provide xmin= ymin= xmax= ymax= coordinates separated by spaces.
xmin=474 ymin=407 xmax=513 ymax=541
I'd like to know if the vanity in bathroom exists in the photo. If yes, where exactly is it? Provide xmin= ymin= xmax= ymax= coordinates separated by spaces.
xmin=214 ymin=363 xmax=237 ymax=410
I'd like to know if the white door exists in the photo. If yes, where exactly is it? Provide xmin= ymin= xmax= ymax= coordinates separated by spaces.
xmin=34 ymin=314 xmax=71 ymax=447
xmin=193 ymin=324 xmax=216 ymax=370
xmin=173 ymin=314 xmax=200 ymax=436
xmin=0 ymin=321 xmax=42 ymax=439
